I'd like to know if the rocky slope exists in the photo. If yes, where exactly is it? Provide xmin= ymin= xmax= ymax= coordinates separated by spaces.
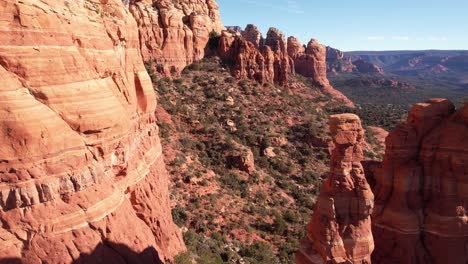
xmin=0 ymin=0 xmax=184 ymax=262
xmin=371 ymin=98 xmax=468 ymax=264
xmin=130 ymin=0 xmax=223 ymax=75
xmin=297 ymin=114 xmax=374 ymax=264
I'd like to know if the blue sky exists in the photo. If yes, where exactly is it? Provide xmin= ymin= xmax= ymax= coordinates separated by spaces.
xmin=217 ymin=0 xmax=468 ymax=51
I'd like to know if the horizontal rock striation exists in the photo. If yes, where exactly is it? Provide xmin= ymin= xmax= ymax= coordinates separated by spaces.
xmin=129 ymin=0 xmax=223 ymax=75
xmin=0 ymin=0 xmax=184 ymax=262
xmin=297 ymin=114 xmax=374 ymax=264
xmin=372 ymin=98 xmax=467 ymax=264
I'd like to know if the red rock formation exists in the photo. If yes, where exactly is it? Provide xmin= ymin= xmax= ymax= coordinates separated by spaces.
xmin=129 ymin=0 xmax=223 ymax=75
xmin=242 ymin=24 xmax=264 ymax=48
xmin=353 ymin=59 xmax=384 ymax=74
xmin=218 ymin=26 xmax=295 ymax=86
xmin=0 ymin=0 xmax=185 ymax=262
xmin=297 ymin=114 xmax=374 ymax=264
xmin=287 ymin=36 xmax=306 ymax=59
xmin=217 ymin=30 xmax=275 ymax=84
xmin=372 ymin=98 xmax=467 ymax=264
xmin=288 ymin=39 xmax=355 ymax=107
xmin=326 ymin=46 xmax=356 ymax=73
xmin=264 ymin=27 xmax=295 ymax=86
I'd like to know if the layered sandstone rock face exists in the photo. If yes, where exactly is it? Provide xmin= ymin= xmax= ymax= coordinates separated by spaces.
xmin=129 ymin=0 xmax=223 ymax=75
xmin=288 ymin=39 xmax=355 ymax=107
xmin=0 ymin=0 xmax=184 ymax=262
xmin=297 ymin=114 xmax=374 ymax=264
xmin=372 ymin=98 xmax=467 ymax=264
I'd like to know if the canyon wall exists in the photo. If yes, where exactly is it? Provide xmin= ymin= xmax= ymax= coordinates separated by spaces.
xmin=297 ymin=114 xmax=374 ymax=264
xmin=372 ymin=98 xmax=467 ymax=264
xmin=0 ymin=0 xmax=185 ymax=262
xmin=129 ymin=0 xmax=223 ymax=75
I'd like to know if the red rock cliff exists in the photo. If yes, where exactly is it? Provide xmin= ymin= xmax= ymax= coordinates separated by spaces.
xmin=372 ymin=98 xmax=467 ymax=264
xmin=288 ymin=38 xmax=355 ymax=108
xmin=130 ymin=0 xmax=223 ymax=75
xmin=297 ymin=114 xmax=374 ymax=264
xmin=218 ymin=26 xmax=295 ymax=86
xmin=0 ymin=0 xmax=185 ymax=262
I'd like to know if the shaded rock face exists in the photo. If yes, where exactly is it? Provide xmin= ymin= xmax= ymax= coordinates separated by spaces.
xmin=353 ymin=59 xmax=384 ymax=74
xmin=129 ymin=0 xmax=223 ymax=75
xmin=372 ymin=98 xmax=467 ymax=264
xmin=297 ymin=114 xmax=374 ymax=264
xmin=0 ymin=0 xmax=184 ymax=262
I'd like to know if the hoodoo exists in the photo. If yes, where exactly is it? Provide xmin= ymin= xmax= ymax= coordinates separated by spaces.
xmin=297 ymin=114 xmax=374 ymax=264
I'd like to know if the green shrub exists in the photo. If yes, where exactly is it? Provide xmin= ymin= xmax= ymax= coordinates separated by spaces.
xmin=172 ymin=206 xmax=188 ymax=227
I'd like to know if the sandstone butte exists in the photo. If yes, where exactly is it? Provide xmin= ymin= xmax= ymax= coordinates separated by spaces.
xmin=297 ymin=99 xmax=468 ymax=264
xmin=297 ymin=114 xmax=375 ymax=264
xmin=218 ymin=25 xmax=355 ymax=107
xmin=0 ymin=0 xmax=203 ymax=262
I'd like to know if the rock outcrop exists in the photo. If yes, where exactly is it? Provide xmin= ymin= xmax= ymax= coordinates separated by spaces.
xmin=372 ymin=98 xmax=467 ymax=264
xmin=353 ymin=59 xmax=384 ymax=74
xmin=288 ymin=39 xmax=355 ymax=107
xmin=217 ymin=30 xmax=275 ymax=84
xmin=297 ymin=114 xmax=374 ymax=264
xmin=242 ymin=24 xmax=264 ymax=48
xmin=326 ymin=46 xmax=356 ymax=73
xmin=218 ymin=27 xmax=294 ymax=86
xmin=0 ymin=0 xmax=185 ymax=262
xmin=129 ymin=0 xmax=223 ymax=75
xmin=264 ymin=27 xmax=295 ymax=86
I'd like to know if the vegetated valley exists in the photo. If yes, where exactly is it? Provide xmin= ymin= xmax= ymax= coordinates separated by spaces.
xmin=147 ymin=58 xmax=386 ymax=264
